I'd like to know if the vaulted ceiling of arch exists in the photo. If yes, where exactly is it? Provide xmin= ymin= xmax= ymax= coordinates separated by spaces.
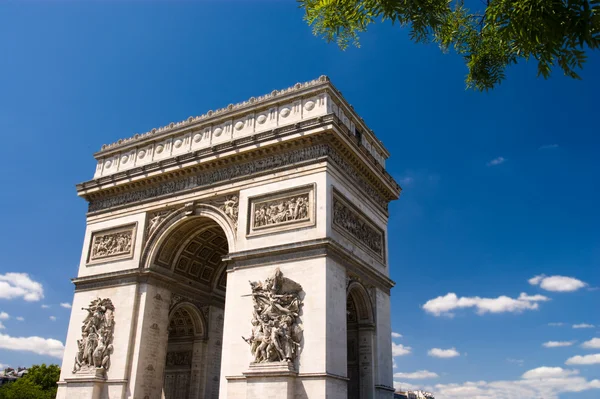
xmin=154 ymin=218 xmax=228 ymax=291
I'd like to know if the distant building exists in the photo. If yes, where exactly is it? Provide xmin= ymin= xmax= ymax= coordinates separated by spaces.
xmin=0 ymin=367 xmax=28 ymax=386
xmin=395 ymin=390 xmax=435 ymax=399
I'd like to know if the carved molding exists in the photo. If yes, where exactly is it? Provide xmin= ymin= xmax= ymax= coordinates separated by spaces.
xmin=87 ymin=144 xmax=388 ymax=213
xmin=248 ymin=185 xmax=314 ymax=236
xmin=72 ymin=298 xmax=115 ymax=375
xmin=333 ymin=190 xmax=384 ymax=261
xmin=242 ymin=268 xmax=303 ymax=365
xmin=87 ymin=224 xmax=136 ymax=265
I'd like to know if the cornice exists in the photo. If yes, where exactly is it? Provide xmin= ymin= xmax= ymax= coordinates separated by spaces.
xmin=95 ymin=76 xmax=388 ymax=159
xmin=81 ymin=121 xmax=400 ymax=215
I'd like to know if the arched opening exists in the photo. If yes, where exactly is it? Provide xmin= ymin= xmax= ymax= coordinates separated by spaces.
xmin=147 ymin=212 xmax=232 ymax=399
xmin=346 ymin=282 xmax=375 ymax=399
xmin=163 ymin=305 xmax=205 ymax=399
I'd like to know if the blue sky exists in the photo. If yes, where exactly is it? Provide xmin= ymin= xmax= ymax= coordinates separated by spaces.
xmin=0 ymin=1 xmax=599 ymax=398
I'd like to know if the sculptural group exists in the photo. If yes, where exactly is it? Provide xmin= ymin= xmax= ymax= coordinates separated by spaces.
xmin=243 ymin=268 xmax=303 ymax=364
xmin=72 ymin=298 xmax=115 ymax=374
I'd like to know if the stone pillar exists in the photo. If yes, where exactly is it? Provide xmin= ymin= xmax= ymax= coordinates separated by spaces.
xmin=358 ymin=326 xmax=375 ymax=399
xmin=128 ymin=283 xmax=172 ymax=399
xmin=189 ymin=338 xmax=207 ymax=399
xmin=204 ymin=305 xmax=225 ymax=399
xmin=374 ymin=288 xmax=394 ymax=399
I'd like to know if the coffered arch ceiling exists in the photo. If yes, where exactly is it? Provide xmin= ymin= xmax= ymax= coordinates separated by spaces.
xmin=153 ymin=217 xmax=228 ymax=292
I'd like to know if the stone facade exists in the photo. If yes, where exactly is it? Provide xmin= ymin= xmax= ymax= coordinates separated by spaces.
xmin=57 ymin=77 xmax=400 ymax=399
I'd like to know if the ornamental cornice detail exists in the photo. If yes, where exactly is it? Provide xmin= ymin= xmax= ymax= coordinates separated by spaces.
xmin=86 ymin=142 xmax=390 ymax=214
xmin=91 ymin=77 xmax=390 ymax=180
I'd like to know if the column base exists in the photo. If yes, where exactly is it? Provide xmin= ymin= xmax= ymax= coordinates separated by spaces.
xmin=59 ymin=367 xmax=107 ymax=399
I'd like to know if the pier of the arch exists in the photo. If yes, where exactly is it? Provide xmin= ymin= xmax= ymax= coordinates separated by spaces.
xmin=56 ymin=77 xmax=400 ymax=399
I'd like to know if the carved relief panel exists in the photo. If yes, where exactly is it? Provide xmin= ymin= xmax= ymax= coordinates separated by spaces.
xmin=87 ymin=223 xmax=137 ymax=265
xmin=247 ymin=184 xmax=315 ymax=236
xmin=332 ymin=189 xmax=385 ymax=262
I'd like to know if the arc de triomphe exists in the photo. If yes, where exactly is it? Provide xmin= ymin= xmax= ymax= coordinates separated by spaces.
xmin=56 ymin=76 xmax=400 ymax=399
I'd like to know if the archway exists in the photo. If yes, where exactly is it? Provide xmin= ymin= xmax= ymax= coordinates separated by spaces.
xmin=346 ymin=282 xmax=375 ymax=399
xmin=147 ymin=211 xmax=232 ymax=399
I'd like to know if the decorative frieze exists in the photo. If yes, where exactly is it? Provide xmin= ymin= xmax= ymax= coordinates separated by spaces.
xmin=332 ymin=191 xmax=384 ymax=261
xmin=87 ymin=144 xmax=388 ymax=213
xmin=88 ymin=224 xmax=136 ymax=264
xmin=242 ymin=268 xmax=303 ymax=364
xmin=248 ymin=185 xmax=314 ymax=236
xmin=72 ymin=298 xmax=115 ymax=375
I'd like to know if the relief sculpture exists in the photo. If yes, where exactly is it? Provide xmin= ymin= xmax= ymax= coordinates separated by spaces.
xmin=333 ymin=196 xmax=383 ymax=257
xmin=89 ymin=226 xmax=134 ymax=262
xmin=253 ymin=194 xmax=309 ymax=228
xmin=242 ymin=268 xmax=303 ymax=364
xmin=73 ymin=298 xmax=115 ymax=374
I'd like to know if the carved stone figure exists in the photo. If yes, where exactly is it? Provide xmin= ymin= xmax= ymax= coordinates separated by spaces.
xmin=253 ymin=194 xmax=309 ymax=228
xmin=220 ymin=195 xmax=239 ymax=225
xmin=242 ymin=268 xmax=303 ymax=364
xmin=90 ymin=230 xmax=133 ymax=260
xmin=72 ymin=298 xmax=115 ymax=374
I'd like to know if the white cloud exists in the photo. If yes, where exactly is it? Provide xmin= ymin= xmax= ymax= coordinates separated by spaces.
xmin=49 ymin=316 xmax=56 ymax=321
xmin=41 ymin=304 xmax=50 ymax=309
xmin=566 ymin=354 xmax=600 ymax=365
xmin=487 ymin=156 xmax=505 ymax=166
xmin=60 ymin=303 xmax=72 ymax=309
xmin=394 ymin=370 xmax=439 ymax=379
xmin=393 ymin=358 xmax=398 ymax=369
xmin=548 ymin=322 xmax=565 ymax=327
xmin=0 ymin=273 xmax=44 ymax=302
xmin=432 ymin=367 xmax=600 ymax=399
xmin=522 ymin=367 xmax=579 ymax=379
xmin=0 ymin=363 xmax=7 ymax=369
xmin=0 ymin=312 xmax=8 ymax=320
xmin=543 ymin=341 xmax=575 ymax=348
xmin=0 ymin=333 xmax=64 ymax=358
xmin=582 ymin=338 xmax=600 ymax=349
xmin=0 ymin=321 xmax=5 ymax=330
xmin=539 ymin=144 xmax=559 ymax=150
xmin=392 ymin=342 xmax=412 ymax=357
xmin=428 ymin=347 xmax=460 ymax=358
xmin=392 ymin=332 xmax=402 ymax=338
xmin=16 ymin=317 xmax=24 ymax=322
xmin=573 ymin=323 xmax=595 ymax=329
xmin=529 ymin=274 xmax=587 ymax=292
xmin=422 ymin=292 xmax=549 ymax=317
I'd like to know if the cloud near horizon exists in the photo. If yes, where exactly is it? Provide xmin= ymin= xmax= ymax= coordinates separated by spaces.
xmin=394 ymin=370 xmax=439 ymax=380
xmin=0 ymin=273 xmax=44 ymax=302
xmin=430 ymin=366 xmax=600 ymax=399
xmin=0 ymin=333 xmax=64 ymax=358
xmin=422 ymin=292 xmax=549 ymax=317
xmin=529 ymin=275 xmax=587 ymax=292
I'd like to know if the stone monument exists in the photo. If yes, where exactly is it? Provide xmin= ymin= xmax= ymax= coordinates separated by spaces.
xmin=56 ymin=76 xmax=400 ymax=399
